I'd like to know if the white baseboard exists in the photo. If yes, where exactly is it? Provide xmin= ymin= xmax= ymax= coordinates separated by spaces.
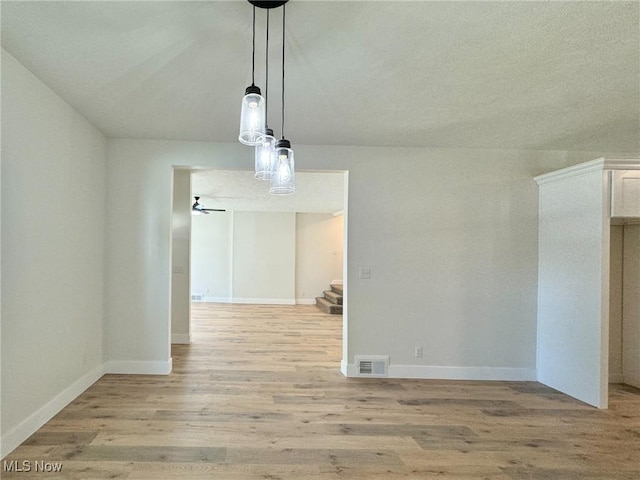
xmin=341 ymin=360 xmax=350 ymax=377
xmin=171 ymin=334 xmax=192 ymax=344
xmin=0 ymin=364 xmax=105 ymax=459
xmin=341 ymin=363 xmax=536 ymax=381
xmin=389 ymin=365 xmax=537 ymax=381
xmin=1 ymin=357 xmax=175 ymax=458
xmin=203 ymin=296 xmax=231 ymax=303
xmin=197 ymin=297 xmax=297 ymax=305
xmin=230 ymin=298 xmax=296 ymax=305
xmin=191 ymin=296 xmax=231 ymax=303
xmin=296 ymin=299 xmax=317 ymax=305
xmin=104 ymin=359 xmax=173 ymax=375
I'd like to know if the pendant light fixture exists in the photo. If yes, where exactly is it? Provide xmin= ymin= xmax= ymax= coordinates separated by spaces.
xmin=254 ymin=9 xmax=276 ymax=180
xmin=238 ymin=5 xmax=266 ymax=146
xmin=255 ymin=128 xmax=277 ymax=180
xmin=269 ymin=3 xmax=295 ymax=195
xmin=241 ymin=1 xmax=293 ymax=195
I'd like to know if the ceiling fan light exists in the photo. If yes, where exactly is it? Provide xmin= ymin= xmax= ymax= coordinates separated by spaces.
xmin=269 ymin=138 xmax=295 ymax=195
xmin=255 ymin=128 xmax=276 ymax=180
xmin=239 ymin=85 xmax=266 ymax=146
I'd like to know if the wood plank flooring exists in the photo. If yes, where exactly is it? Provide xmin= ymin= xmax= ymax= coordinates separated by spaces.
xmin=3 ymin=303 xmax=640 ymax=479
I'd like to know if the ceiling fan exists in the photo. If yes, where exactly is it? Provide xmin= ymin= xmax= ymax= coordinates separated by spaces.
xmin=192 ymin=196 xmax=225 ymax=215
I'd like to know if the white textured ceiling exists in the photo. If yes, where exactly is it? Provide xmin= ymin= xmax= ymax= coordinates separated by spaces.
xmin=192 ymin=169 xmax=345 ymax=213
xmin=1 ymin=1 xmax=639 ymax=152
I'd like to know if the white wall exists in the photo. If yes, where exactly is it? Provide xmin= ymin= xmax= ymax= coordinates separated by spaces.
xmin=232 ymin=211 xmax=296 ymax=303
xmin=1 ymin=51 xmax=107 ymax=456
xmin=0 ymin=53 xmax=3 ymax=456
xmin=190 ymin=211 xmax=233 ymax=301
xmin=296 ymin=213 xmax=343 ymax=302
xmin=536 ymin=169 xmax=609 ymax=408
xmin=191 ymin=211 xmax=342 ymax=305
xmin=105 ymin=138 xmax=599 ymax=382
xmin=106 ymin=141 xmax=242 ymax=371
xmin=623 ymin=224 xmax=640 ymax=387
xmin=171 ymin=169 xmax=191 ymax=344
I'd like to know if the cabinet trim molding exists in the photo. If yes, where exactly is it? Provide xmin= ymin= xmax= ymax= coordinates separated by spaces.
xmin=535 ymin=157 xmax=640 ymax=186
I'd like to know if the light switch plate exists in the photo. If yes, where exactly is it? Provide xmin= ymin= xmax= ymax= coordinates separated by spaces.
xmin=358 ymin=267 xmax=371 ymax=279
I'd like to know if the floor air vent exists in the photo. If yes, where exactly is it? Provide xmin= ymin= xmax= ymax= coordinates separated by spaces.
xmin=355 ymin=356 xmax=389 ymax=377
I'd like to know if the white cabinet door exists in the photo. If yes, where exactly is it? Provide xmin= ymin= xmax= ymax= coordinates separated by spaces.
xmin=611 ymin=170 xmax=640 ymax=218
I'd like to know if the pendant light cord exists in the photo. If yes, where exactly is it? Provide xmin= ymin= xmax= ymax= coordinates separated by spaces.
xmin=265 ymin=9 xmax=270 ymax=125
xmin=281 ymin=4 xmax=286 ymax=139
xmin=251 ymin=5 xmax=256 ymax=86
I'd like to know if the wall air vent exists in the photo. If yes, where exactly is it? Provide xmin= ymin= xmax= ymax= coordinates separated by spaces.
xmin=355 ymin=355 xmax=389 ymax=377
xmin=191 ymin=294 xmax=203 ymax=302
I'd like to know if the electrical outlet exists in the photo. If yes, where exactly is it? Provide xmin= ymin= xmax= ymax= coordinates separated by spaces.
xmin=415 ymin=346 xmax=423 ymax=358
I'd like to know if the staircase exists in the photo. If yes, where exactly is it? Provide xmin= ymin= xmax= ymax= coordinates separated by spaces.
xmin=315 ymin=283 xmax=343 ymax=315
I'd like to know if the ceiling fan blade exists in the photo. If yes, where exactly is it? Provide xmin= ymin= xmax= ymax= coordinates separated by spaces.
xmin=192 ymin=196 xmax=225 ymax=213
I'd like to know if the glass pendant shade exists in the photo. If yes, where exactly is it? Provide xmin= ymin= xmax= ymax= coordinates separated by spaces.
xmin=238 ymin=86 xmax=266 ymax=146
xmin=269 ymin=139 xmax=295 ymax=195
xmin=255 ymin=128 xmax=276 ymax=180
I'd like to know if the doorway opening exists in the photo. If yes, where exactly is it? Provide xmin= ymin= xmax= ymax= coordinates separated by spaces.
xmin=170 ymin=168 xmax=348 ymax=361
xmin=609 ymin=221 xmax=640 ymax=389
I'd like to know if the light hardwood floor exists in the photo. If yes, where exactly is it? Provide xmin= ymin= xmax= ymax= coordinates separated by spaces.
xmin=3 ymin=303 xmax=640 ymax=479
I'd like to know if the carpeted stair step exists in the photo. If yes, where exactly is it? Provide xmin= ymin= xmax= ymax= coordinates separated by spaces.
xmin=323 ymin=290 xmax=343 ymax=305
xmin=330 ymin=283 xmax=343 ymax=296
xmin=315 ymin=296 xmax=343 ymax=315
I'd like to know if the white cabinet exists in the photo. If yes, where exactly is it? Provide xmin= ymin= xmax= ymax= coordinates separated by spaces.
xmin=611 ymin=170 xmax=640 ymax=218
xmin=535 ymin=157 xmax=639 ymax=408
